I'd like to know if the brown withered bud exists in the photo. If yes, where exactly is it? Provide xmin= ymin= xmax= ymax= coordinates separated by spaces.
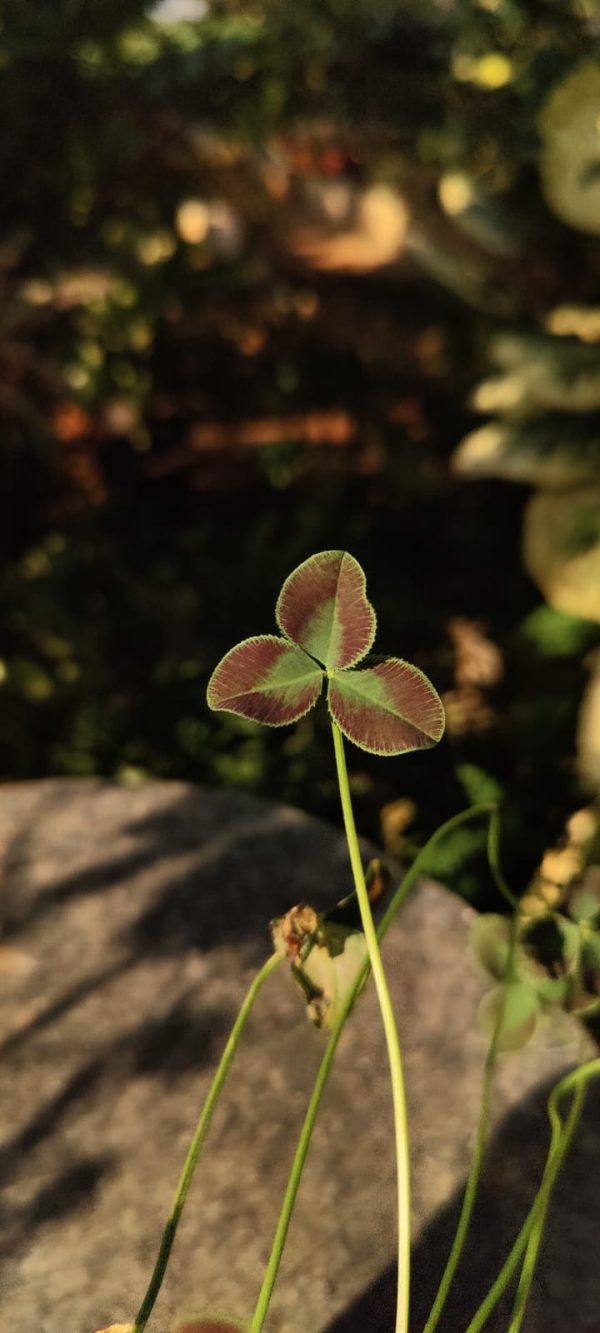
xmin=270 ymin=903 xmax=319 ymax=959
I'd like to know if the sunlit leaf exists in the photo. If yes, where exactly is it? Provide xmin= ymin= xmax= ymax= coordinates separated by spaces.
xmin=471 ymin=914 xmax=513 ymax=980
xmin=570 ymin=890 xmax=600 ymax=924
xmin=276 ymin=550 xmax=376 ymax=669
xmin=294 ymin=924 xmax=368 ymax=1029
xmin=539 ymin=60 xmax=600 ymax=236
xmin=327 ymin=658 xmax=445 ymax=755
xmin=206 ymin=635 xmax=322 ymax=726
xmin=479 ymin=981 xmax=539 ymax=1051
xmin=523 ymin=484 xmax=600 ymax=622
xmin=271 ymin=900 xmax=368 ymax=1029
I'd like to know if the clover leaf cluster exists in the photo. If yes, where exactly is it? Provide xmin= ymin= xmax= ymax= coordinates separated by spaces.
xmin=207 ymin=550 xmax=445 ymax=757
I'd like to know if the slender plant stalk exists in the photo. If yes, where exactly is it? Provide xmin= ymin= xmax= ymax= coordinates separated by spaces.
xmin=463 ymin=1059 xmax=600 ymax=1333
xmin=131 ymin=952 xmax=281 ymax=1333
xmin=422 ymin=919 xmax=519 ymax=1333
xmin=506 ymin=1057 xmax=599 ymax=1333
xmin=249 ymin=949 xmax=362 ymax=1333
xmin=132 ymin=800 xmax=496 ymax=1333
xmin=250 ymin=801 xmax=499 ymax=1333
xmin=486 ymin=808 xmax=519 ymax=910
xmin=331 ymin=721 xmax=411 ymax=1333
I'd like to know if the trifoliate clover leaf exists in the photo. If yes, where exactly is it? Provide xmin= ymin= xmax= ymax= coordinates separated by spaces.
xmin=207 ymin=552 xmax=445 ymax=757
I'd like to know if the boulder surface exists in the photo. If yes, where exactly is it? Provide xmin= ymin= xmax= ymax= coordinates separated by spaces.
xmin=0 ymin=779 xmax=597 ymax=1333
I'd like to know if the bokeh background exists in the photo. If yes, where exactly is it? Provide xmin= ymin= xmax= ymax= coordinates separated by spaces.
xmin=3 ymin=0 xmax=600 ymax=906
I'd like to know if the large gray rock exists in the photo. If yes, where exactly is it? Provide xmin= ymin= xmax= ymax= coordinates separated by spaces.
xmin=0 ymin=779 xmax=596 ymax=1333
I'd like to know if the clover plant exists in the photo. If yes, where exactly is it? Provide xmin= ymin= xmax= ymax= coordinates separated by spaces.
xmin=206 ymin=549 xmax=444 ymax=756
xmin=97 ymin=552 xmax=600 ymax=1333
xmin=207 ymin=549 xmax=444 ymax=1333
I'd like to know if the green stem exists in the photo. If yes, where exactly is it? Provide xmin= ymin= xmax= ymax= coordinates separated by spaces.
xmin=249 ymin=955 xmax=359 ymax=1333
xmin=131 ymin=952 xmax=280 ymax=1333
xmin=487 ymin=808 xmax=519 ymax=911
xmin=463 ymin=1059 xmax=600 ymax=1333
xmin=422 ymin=919 xmax=519 ymax=1333
xmin=250 ymin=801 xmax=499 ymax=1333
xmin=331 ymin=721 xmax=411 ymax=1333
xmin=506 ymin=1060 xmax=598 ymax=1333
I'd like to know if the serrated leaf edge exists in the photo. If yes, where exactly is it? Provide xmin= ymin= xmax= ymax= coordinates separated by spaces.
xmin=326 ymin=657 xmax=445 ymax=756
xmin=206 ymin=634 xmax=323 ymax=727
xmin=275 ymin=550 xmax=377 ymax=670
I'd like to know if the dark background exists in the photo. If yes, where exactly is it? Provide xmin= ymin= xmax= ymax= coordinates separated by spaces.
xmin=2 ymin=0 xmax=600 ymax=905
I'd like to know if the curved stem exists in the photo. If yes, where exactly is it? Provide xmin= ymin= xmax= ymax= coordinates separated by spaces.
xmin=249 ymin=801 xmax=500 ymax=1333
xmin=422 ymin=918 xmax=519 ymax=1333
xmin=378 ymin=802 xmax=498 ymax=938
xmin=487 ymin=808 xmax=519 ymax=911
xmin=507 ymin=1059 xmax=600 ymax=1333
xmin=463 ymin=1059 xmax=600 ymax=1333
xmin=331 ymin=722 xmax=411 ymax=1333
xmin=131 ymin=952 xmax=281 ymax=1333
xmin=506 ymin=1092 xmax=586 ymax=1333
xmin=249 ymin=958 xmax=358 ymax=1333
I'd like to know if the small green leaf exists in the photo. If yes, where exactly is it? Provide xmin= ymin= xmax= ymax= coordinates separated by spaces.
xmin=327 ymin=658 xmax=445 ymax=755
xmin=471 ymin=914 xmax=513 ymax=980
xmin=570 ymin=889 xmax=600 ymax=925
xmin=479 ymin=981 xmax=539 ymax=1051
xmin=533 ymin=974 xmax=570 ymax=1004
xmin=206 ymin=636 xmax=322 ymax=726
xmin=276 ymin=550 xmax=376 ymax=670
xmin=297 ymin=926 xmax=368 ymax=1029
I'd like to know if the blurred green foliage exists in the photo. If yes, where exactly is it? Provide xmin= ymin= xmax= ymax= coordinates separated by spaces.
xmin=2 ymin=0 xmax=600 ymax=905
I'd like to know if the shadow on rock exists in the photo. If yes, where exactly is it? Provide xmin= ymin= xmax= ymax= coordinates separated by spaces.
xmin=324 ymin=1074 xmax=600 ymax=1333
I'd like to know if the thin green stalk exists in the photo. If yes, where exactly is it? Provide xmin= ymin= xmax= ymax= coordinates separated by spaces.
xmin=131 ymin=952 xmax=281 ymax=1333
xmin=249 ymin=948 xmax=363 ymax=1333
xmin=250 ymin=801 xmax=500 ymax=1333
xmin=506 ymin=1094 xmax=585 ymax=1333
xmin=331 ymin=721 xmax=411 ymax=1333
xmin=422 ymin=920 xmax=519 ymax=1333
xmin=379 ymin=802 xmax=498 ymax=939
xmin=463 ymin=1059 xmax=600 ymax=1333
xmin=507 ymin=1058 xmax=600 ymax=1333
xmin=487 ymin=808 xmax=519 ymax=911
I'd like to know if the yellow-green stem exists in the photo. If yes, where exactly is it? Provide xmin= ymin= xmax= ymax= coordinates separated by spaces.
xmin=463 ymin=1059 xmax=600 ymax=1333
xmin=331 ymin=721 xmax=410 ymax=1333
xmin=131 ymin=952 xmax=280 ymax=1333
xmin=422 ymin=918 xmax=519 ymax=1333
xmin=250 ymin=803 xmax=499 ymax=1333
xmin=506 ymin=1059 xmax=595 ymax=1333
